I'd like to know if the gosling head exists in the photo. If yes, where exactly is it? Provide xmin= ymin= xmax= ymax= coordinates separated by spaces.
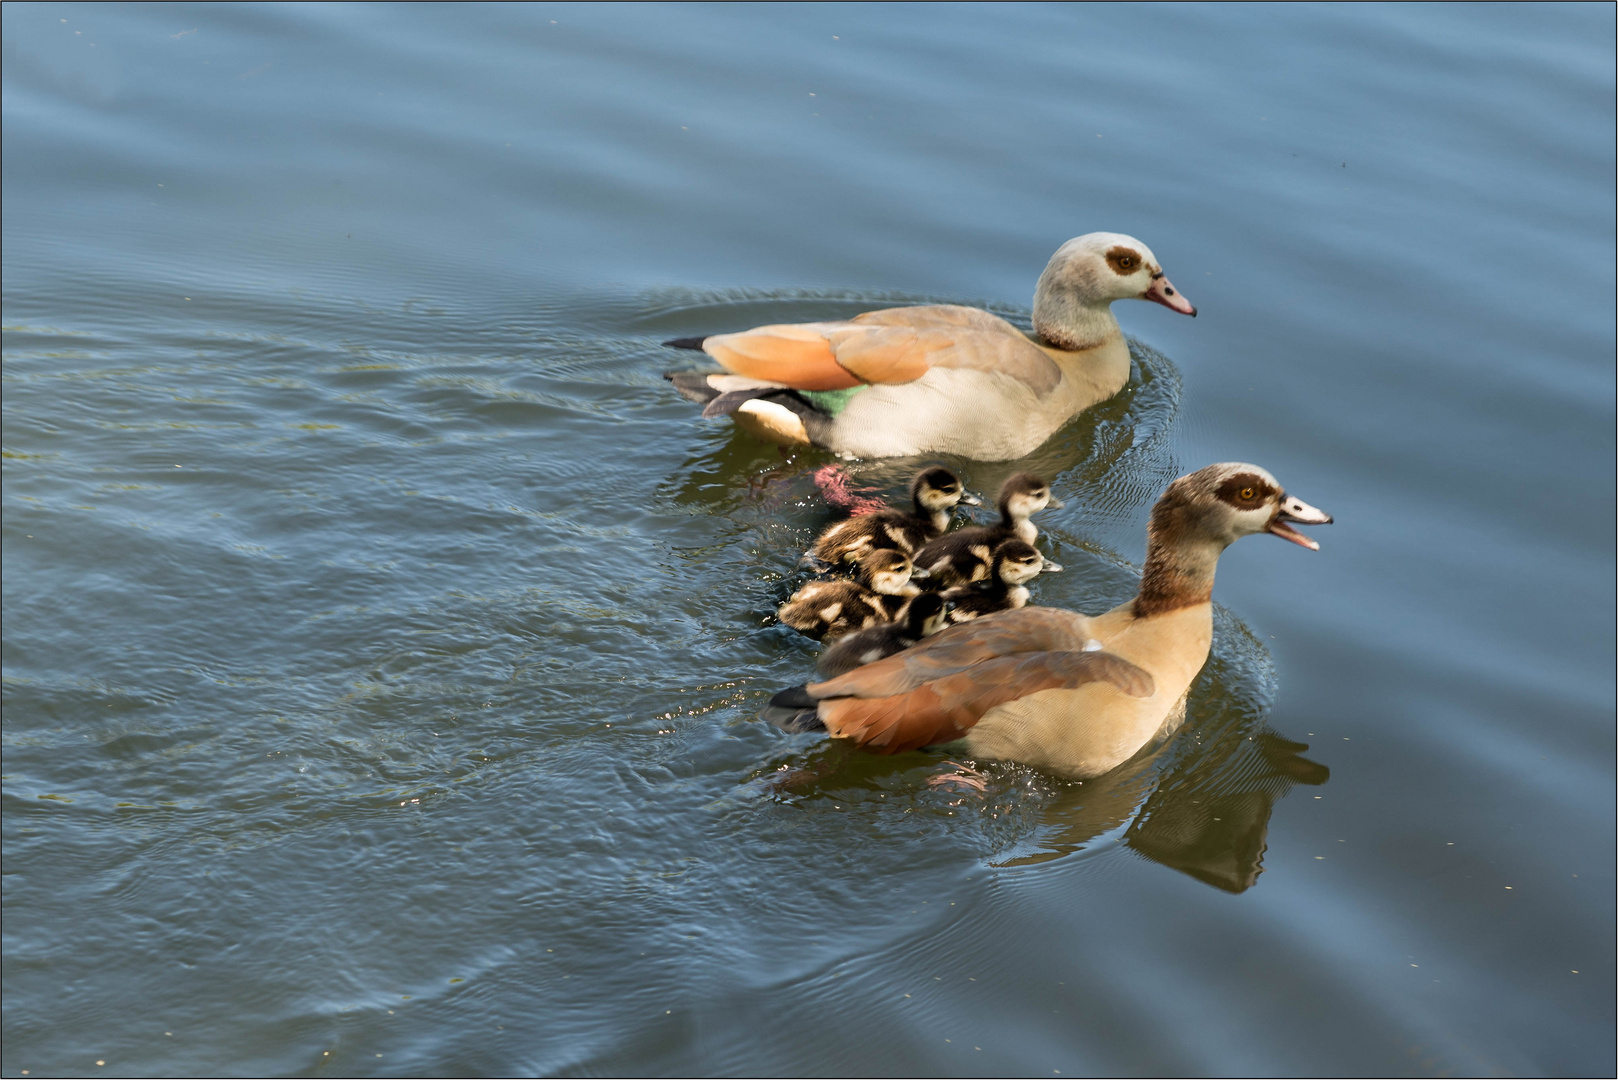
xmin=1153 ymin=463 xmax=1332 ymax=552
xmin=990 ymin=539 xmax=1051 ymax=586
xmin=910 ymin=465 xmax=979 ymax=514
xmin=998 ymin=472 xmax=1063 ymax=522
xmin=1033 ymin=232 xmax=1196 ymax=350
xmin=858 ymin=549 xmax=915 ymax=595
xmin=903 ymin=592 xmax=951 ymax=637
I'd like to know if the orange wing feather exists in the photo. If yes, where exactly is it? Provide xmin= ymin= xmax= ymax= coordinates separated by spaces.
xmin=819 ymin=650 xmax=1155 ymax=754
xmin=824 ymin=326 xmax=935 ymax=383
xmin=699 ymin=305 xmax=1062 ymax=395
xmin=703 ymin=325 xmax=860 ymax=390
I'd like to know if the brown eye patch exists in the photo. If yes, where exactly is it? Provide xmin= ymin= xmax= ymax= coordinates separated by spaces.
xmin=1214 ymin=473 xmax=1277 ymax=508
xmin=1105 ymin=246 xmax=1144 ymax=276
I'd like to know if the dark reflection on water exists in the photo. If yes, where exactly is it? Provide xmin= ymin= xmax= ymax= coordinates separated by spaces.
xmin=1126 ymin=731 xmax=1330 ymax=893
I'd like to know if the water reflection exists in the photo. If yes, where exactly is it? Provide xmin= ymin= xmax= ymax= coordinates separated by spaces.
xmin=1127 ymin=730 xmax=1329 ymax=892
xmin=1002 ymin=726 xmax=1328 ymax=891
xmin=754 ymin=713 xmax=1328 ymax=894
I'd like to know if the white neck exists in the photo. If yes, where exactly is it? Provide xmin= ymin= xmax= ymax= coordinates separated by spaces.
xmin=1032 ymin=296 xmax=1121 ymax=352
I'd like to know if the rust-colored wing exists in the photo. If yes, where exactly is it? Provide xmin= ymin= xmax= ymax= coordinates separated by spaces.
xmin=818 ymin=650 xmax=1155 ymax=754
xmin=699 ymin=306 xmax=1064 ymax=395
xmin=807 ymin=606 xmax=1098 ymax=699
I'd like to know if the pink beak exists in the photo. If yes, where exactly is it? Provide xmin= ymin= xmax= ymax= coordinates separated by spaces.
xmin=1144 ymin=274 xmax=1196 ymax=316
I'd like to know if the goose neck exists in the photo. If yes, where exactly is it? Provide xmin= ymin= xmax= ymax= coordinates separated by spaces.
xmin=1031 ymin=297 xmax=1121 ymax=353
xmin=1134 ymin=519 xmax=1227 ymax=618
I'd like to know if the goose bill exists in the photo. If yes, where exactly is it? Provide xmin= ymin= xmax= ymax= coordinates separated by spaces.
xmin=1144 ymin=275 xmax=1197 ymax=316
xmin=1266 ymin=496 xmax=1332 ymax=550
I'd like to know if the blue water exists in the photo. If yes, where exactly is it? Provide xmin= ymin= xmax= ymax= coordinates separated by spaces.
xmin=4 ymin=3 xmax=1613 ymax=1076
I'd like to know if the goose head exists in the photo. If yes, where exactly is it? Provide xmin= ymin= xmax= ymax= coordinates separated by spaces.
xmin=1033 ymin=232 xmax=1196 ymax=350
xmin=859 ymin=549 xmax=916 ymax=596
xmin=1155 ymin=463 xmax=1332 ymax=550
xmin=998 ymin=472 xmax=1063 ymax=523
xmin=1137 ymin=463 xmax=1331 ymax=616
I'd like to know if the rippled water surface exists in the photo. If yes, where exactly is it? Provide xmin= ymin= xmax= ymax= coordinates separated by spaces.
xmin=4 ymin=4 xmax=1613 ymax=1077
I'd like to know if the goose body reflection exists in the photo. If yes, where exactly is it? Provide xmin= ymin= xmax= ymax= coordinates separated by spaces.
xmin=766 ymin=463 xmax=1332 ymax=779
xmin=1125 ymin=731 xmax=1330 ymax=892
xmin=1003 ymin=718 xmax=1329 ymax=894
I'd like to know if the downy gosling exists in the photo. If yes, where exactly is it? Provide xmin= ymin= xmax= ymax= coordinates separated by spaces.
xmin=911 ymin=472 xmax=1061 ymax=588
xmin=815 ymin=593 xmax=951 ymax=680
xmin=777 ymin=549 xmax=919 ymax=642
xmin=811 ymin=466 xmax=977 ymax=568
xmin=940 ymin=538 xmax=1061 ymax=623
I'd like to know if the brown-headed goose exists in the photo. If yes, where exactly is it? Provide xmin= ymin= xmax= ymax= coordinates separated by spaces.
xmin=911 ymin=472 xmax=1061 ymax=588
xmin=811 ymin=466 xmax=978 ymax=568
xmin=777 ymin=549 xmax=919 ymax=642
xmin=764 ymin=463 xmax=1331 ymax=779
xmin=663 ymin=232 xmax=1196 ymax=460
xmin=940 ymin=538 xmax=1059 ymax=623
xmin=815 ymin=593 xmax=951 ymax=680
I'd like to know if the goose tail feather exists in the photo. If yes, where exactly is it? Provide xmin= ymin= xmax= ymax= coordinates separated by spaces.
xmin=762 ymin=685 xmax=825 ymax=733
xmin=664 ymin=370 xmax=721 ymax=405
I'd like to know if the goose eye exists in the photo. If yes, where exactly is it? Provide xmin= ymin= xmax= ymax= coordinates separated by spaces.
xmin=1118 ymin=257 xmax=1134 ymax=269
xmin=1240 ymin=487 xmax=1255 ymax=500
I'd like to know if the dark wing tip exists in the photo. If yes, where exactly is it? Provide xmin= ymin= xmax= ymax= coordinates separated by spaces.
xmin=665 ymin=370 xmax=720 ymax=405
xmin=663 ymin=336 xmax=709 ymax=350
xmin=762 ymin=684 xmax=824 ymax=732
xmin=1092 ymin=653 xmax=1156 ymax=698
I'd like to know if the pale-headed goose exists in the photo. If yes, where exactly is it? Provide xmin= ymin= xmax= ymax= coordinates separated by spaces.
xmin=664 ymin=232 xmax=1196 ymax=460
xmin=765 ymin=463 xmax=1331 ymax=778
